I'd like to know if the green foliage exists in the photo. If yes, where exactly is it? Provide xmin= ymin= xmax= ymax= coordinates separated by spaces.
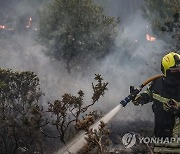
xmin=38 ymin=0 xmax=118 ymax=72
xmin=161 ymin=13 xmax=180 ymax=50
xmin=143 ymin=0 xmax=180 ymax=50
xmin=143 ymin=0 xmax=180 ymax=25
xmin=0 ymin=68 xmax=45 ymax=154
xmin=0 ymin=68 xmax=109 ymax=152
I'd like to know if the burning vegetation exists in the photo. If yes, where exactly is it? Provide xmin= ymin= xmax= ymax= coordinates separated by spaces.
xmin=0 ymin=0 xmax=180 ymax=154
xmin=146 ymin=34 xmax=156 ymax=42
xmin=0 ymin=25 xmax=14 ymax=31
xmin=26 ymin=17 xmax=32 ymax=29
xmin=0 ymin=16 xmax=38 ymax=33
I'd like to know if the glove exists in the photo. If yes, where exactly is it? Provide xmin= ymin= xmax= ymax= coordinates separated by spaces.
xmin=163 ymin=99 xmax=179 ymax=114
xmin=132 ymin=94 xmax=146 ymax=106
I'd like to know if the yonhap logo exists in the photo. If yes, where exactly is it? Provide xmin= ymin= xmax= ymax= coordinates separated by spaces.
xmin=122 ymin=132 xmax=136 ymax=148
xmin=122 ymin=133 xmax=180 ymax=149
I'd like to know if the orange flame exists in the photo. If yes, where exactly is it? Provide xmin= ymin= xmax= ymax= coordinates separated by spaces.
xmin=0 ymin=25 xmax=5 ymax=29
xmin=26 ymin=17 xmax=32 ymax=28
xmin=146 ymin=34 xmax=155 ymax=42
xmin=0 ymin=24 xmax=14 ymax=30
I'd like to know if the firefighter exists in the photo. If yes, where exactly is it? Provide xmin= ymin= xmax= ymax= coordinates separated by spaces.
xmin=132 ymin=52 xmax=180 ymax=153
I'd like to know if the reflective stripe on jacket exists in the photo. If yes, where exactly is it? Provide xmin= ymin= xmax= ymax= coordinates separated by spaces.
xmin=140 ymin=77 xmax=180 ymax=152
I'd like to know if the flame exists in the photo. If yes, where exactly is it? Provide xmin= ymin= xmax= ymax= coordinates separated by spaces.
xmin=34 ymin=28 xmax=39 ymax=31
xmin=26 ymin=17 xmax=32 ymax=28
xmin=0 ymin=16 xmax=37 ymax=32
xmin=146 ymin=34 xmax=155 ymax=42
xmin=0 ymin=25 xmax=5 ymax=29
xmin=0 ymin=24 xmax=14 ymax=31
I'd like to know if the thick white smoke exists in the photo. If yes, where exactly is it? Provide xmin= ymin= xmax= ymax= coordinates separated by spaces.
xmin=98 ymin=14 xmax=167 ymax=122
xmin=0 ymin=0 xmax=169 ymax=123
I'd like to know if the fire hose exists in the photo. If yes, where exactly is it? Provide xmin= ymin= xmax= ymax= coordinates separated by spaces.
xmin=57 ymin=74 xmax=164 ymax=154
xmin=120 ymin=74 xmax=164 ymax=107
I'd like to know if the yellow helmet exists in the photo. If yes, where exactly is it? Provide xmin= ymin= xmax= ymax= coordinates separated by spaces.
xmin=161 ymin=52 xmax=180 ymax=76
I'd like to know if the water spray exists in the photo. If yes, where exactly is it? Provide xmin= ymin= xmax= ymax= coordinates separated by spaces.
xmin=56 ymin=74 xmax=164 ymax=154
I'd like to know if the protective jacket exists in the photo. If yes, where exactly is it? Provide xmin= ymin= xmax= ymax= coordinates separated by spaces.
xmin=142 ymin=76 xmax=180 ymax=138
xmin=139 ymin=76 xmax=180 ymax=153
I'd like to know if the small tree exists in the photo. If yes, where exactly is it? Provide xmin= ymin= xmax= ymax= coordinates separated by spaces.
xmin=0 ymin=68 xmax=45 ymax=154
xmin=44 ymin=74 xmax=108 ymax=144
xmin=80 ymin=121 xmax=110 ymax=154
xmin=38 ymin=0 xmax=118 ymax=73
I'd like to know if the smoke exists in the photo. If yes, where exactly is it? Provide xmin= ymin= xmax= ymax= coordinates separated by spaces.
xmin=95 ymin=0 xmax=144 ymax=20
xmin=90 ymin=1 xmax=168 ymax=122
xmin=0 ymin=0 xmax=169 ymax=123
